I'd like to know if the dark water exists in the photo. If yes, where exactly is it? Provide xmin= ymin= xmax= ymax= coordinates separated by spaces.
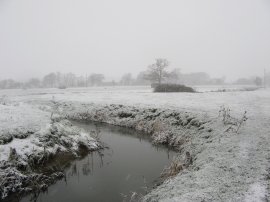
xmin=21 ymin=122 xmax=177 ymax=202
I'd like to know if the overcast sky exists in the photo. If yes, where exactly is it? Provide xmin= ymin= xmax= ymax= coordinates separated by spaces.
xmin=0 ymin=0 xmax=270 ymax=81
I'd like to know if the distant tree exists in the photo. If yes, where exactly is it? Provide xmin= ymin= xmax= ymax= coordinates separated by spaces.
xmin=209 ymin=76 xmax=226 ymax=85
xmin=235 ymin=77 xmax=253 ymax=85
xmin=64 ymin=73 xmax=76 ymax=87
xmin=43 ymin=73 xmax=57 ymax=88
xmin=120 ymin=73 xmax=133 ymax=85
xmin=25 ymin=78 xmax=41 ymax=88
xmin=135 ymin=71 xmax=150 ymax=85
xmin=254 ymin=77 xmax=262 ymax=86
xmin=145 ymin=58 xmax=169 ymax=84
xmin=56 ymin=72 xmax=62 ymax=87
xmin=167 ymin=68 xmax=181 ymax=84
xmin=181 ymin=72 xmax=211 ymax=85
xmin=88 ymin=74 xmax=105 ymax=86
xmin=266 ymin=72 xmax=270 ymax=87
xmin=0 ymin=80 xmax=8 ymax=89
xmin=0 ymin=79 xmax=22 ymax=89
xmin=77 ymin=76 xmax=86 ymax=87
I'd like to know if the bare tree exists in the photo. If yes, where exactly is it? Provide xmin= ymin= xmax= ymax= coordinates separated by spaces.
xmin=145 ymin=58 xmax=169 ymax=84
xmin=25 ymin=78 xmax=41 ymax=88
xmin=77 ymin=75 xmax=87 ymax=87
xmin=167 ymin=68 xmax=181 ymax=84
xmin=0 ymin=79 xmax=22 ymax=89
xmin=135 ymin=71 xmax=150 ymax=85
xmin=120 ymin=73 xmax=133 ymax=85
xmin=88 ymin=74 xmax=105 ymax=86
xmin=254 ymin=77 xmax=262 ymax=86
xmin=43 ymin=73 xmax=57 ymax=88
xmin=64 ymin=73 xmax=76 ymax=87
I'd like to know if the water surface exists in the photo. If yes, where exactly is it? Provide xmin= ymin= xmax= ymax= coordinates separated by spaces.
xmin=21 ymin=121 xmax=177 ymax=202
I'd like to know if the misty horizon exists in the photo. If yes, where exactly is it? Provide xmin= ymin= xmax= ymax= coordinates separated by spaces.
xmin=1 ymin=0 xmax=270 ymax=82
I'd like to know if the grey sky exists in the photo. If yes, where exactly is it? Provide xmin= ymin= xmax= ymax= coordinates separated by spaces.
xmin=0 ymin=0 xmax=270 ymax=81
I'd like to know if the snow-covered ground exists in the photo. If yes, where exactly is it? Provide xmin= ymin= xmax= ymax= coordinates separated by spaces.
xmin=0 ymin=85 xmax=269 ymax=201
xmin=0 ymin=95 xmax=100 ymax=199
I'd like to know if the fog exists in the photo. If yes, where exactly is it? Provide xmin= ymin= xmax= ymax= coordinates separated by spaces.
xmin=0 ymin=0 xmax=270 ymax=81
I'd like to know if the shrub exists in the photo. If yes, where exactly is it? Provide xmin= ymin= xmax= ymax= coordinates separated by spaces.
xmin=219 ymin=106 xmax=248 ymax=133
xmin=154 ymin=84 xmax=195 ymax=93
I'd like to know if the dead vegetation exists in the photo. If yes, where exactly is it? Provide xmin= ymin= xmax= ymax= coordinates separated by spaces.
xmin=161 ymin=152 xmax=193 ymax=178
xmin=50 ymin=97 xmax=61 ymax=123
xmin=121 ymin=192 xmax=144 ymax=202
xmin=0 ymin=120 xmax=100 ymax=200
xmin=219 ymin=106 xmax=248 ymax=133
xmin=161 ymin=157 xmax=183 ymax=178
xmin=90 ymin=128 xmax=101 ymax=141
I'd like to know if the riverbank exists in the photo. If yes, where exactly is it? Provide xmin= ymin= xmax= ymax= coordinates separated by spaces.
xmin=57 ymin=101 xmax=269 ymax=202
xmin=0 ymin=86 xmax=269 ymax=201
xmin=20 ymin=121 xmax=178 ymax=202
xmin=0 ymin=103 xmax=101 ymax=200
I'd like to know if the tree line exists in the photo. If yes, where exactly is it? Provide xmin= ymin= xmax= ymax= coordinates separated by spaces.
xmin=0 ymin=72 xmax=150 ymax=89
xmin=0 ymin=58 xmax=266 ymax=89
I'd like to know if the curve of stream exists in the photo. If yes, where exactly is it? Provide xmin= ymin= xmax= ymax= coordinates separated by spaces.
xmin=21 ymin=121 xmax=177 ymax=202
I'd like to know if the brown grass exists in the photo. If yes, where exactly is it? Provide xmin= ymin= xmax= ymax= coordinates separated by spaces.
xmin=161 ymin=157 xmax=183 ymax=178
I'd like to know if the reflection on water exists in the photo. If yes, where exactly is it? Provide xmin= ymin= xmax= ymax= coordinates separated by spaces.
xmin=21 ymin=121 xmax=177 ymax=202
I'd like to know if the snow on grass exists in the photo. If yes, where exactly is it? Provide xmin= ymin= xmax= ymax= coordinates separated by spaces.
xmin=0 ymin=100 xmax=100 ymax=199
xmin=0 ymin=86 xmax=269 ymax=201
xmin=0 ymin=103 xmax=50 ymax=144
xmin=244 ymin=182 xmax=267 ymax=202
xmin=57 ymin=99 xmax=269 ymax=201
xmin=0 ymin=85 xmax=265 ymax=114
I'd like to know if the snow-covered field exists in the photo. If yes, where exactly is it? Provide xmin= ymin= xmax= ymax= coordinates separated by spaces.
xmin=0 ymin=85 xmax=269 ymax=201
